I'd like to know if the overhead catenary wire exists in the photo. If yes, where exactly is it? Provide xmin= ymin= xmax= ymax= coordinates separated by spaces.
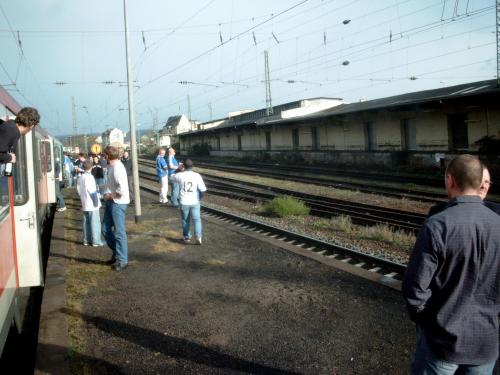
xmin=63 ymin=2 xmax=496 ymax=129
xmin=160 ymin=5 xmax=492 ymax=117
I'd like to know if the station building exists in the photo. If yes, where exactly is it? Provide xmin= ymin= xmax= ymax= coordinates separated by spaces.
xmin=178 ymin=80 xmax=500 ymax=169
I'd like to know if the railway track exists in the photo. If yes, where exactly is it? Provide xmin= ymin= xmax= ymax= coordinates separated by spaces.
xmin=137 ymin=179 xmax=407 ymax=286
xmin=191 ymin=157 xmax=445 ymax=188
xmin=138 ymin=157 xmax=445 ymax=203
xmin=138 ymin=160 xmax=426 ymax=234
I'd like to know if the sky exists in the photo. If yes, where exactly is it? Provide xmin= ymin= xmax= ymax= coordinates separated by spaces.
xmin=0 ymin=0 xmax=496 ymax=137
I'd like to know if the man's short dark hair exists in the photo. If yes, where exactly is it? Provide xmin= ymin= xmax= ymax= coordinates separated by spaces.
xmin=83 ymin=160 xmax=93 ymax=171
xmin=446 ymin=154 xmax=483 ymax=191
xmin=16 ymin=107 xmax=40 ymax=127
xmin=184 ymin=159 xmax=193 ymax=169
xmin=78 ymin=152 xmax=85 ymax=157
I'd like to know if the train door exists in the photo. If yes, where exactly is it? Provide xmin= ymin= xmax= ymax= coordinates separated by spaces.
xmin=0 ymin=166 xmax=18 ymax=353
xmin=44 ymin=139 xmax=56 ymax=204
xmin=13 ymin=132 xmax=44 ymax=287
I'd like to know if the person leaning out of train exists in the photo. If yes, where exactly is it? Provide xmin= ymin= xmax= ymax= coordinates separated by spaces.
xmin=0 ymin=107 xmax=40 ymax=167
xmin=77 ymin=160 xmax=104 ymax=247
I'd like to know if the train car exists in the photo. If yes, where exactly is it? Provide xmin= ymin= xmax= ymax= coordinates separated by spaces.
xmin=0 ymin=85 xmax=58 ymax=366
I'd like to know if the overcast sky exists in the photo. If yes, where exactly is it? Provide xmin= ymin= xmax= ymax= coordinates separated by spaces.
xmin=0 ymin=0 xmax=495 ymax=136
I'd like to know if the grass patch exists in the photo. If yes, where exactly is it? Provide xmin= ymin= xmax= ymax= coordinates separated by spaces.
xmin=330 ymin=215 xmax=354 ymax=234
xmin=265 ymin=196 xmax=310 ymax=218
xmin=359 ymin=223 xmax=415 ymax=249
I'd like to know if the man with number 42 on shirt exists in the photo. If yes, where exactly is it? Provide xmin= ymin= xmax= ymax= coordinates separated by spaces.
xmin=172 ymin=159 xmax=207 ymax=245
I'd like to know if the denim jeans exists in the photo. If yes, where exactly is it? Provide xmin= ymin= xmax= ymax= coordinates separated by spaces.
xmin=56 ymin=181 xmax=65 ymax=209
xmin=169 ymin=174 xmax=179 ymax=206
xmin=180 ymin=204 xmax=202 ymax=239
xmin=411 ymin=326 xmax=497 ymax=375
xmin=83 ymin=209 xmax=103 ymax=245
xmin=102 ymin=201 xmax=128 ymax=264
xmin=64 ymin=169 xmax=73 ymax=187
xmin=95 ymin=178 xmax=105 ymax=194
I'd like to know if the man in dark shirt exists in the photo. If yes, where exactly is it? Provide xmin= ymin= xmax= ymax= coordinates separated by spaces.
xmin=403 ymin=155 xmax=499 ymax=374
xmin=428 ymin=165 xmax=500 ymax=216
xmin=0 ymin=107 xmax=40 ymax=164
xmin=73 ymin=153 xmax=87 ymax=178
xmin=121 ymin=150 xmax=133 ymax=202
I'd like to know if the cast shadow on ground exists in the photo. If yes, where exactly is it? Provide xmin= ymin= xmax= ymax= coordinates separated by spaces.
xmin=51 ymin=235 xmax=90 ymax=247
xmin=50 ymin=251 xmax=110 ymax=266
xmin=62 ymin=308 xmax=300 ymax=375
xmin=35 ymin=343 xmax=123 ymax=375
xmin=62 ymin=217 xmax=83 ymax=224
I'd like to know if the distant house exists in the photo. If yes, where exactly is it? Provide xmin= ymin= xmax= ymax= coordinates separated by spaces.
xmin=101 ymin=128 xmax=125 ymax=147
xmin=162 ymin=114 xmax=198 ymax=135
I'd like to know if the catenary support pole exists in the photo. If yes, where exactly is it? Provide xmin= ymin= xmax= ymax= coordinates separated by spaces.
xmin=123 ymin=0 xmax=142 ymax=222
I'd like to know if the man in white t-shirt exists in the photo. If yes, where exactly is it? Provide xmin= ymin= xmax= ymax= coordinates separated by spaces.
xmin=101 ymin=145 xmax=130 ymax=271
xmin=76 ymin=160 xmax=104 ymax=246
xmin=172 ymin=159 xmax=207 ymax=244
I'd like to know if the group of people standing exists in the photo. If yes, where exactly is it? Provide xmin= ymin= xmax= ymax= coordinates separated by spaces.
xmin=71 ymin=145 xmax=206 ymax=272
xmin=156 ymin=147 xmax=206 ymax=244
xmin=71 ymin=146 xmax=131 ymax=272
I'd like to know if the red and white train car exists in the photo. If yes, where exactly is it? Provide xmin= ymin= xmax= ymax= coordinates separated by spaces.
xmin=0 ymin=85 xmax=59 ymax=359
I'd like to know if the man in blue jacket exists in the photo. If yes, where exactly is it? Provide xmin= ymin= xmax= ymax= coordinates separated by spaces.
xmin=155 ymin=148 xmax=168 ymax=203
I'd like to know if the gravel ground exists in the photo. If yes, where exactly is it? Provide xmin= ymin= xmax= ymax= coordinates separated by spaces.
xmin=61 ymin=192 xmax=415 ymax=374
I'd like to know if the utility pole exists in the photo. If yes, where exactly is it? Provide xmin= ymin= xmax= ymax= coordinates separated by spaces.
xmin=187 ymin=94 xmax=192 ymax=121
xmin=208 ymin=102 xmax=213 ymax=121
xmin=149 ymin=106 xmax=160 ymax=146
xmin=264 ymin=50 xmax=273 ymax=116
xmin=497 ymin=0 xmax=500 ymax=85
xmin=123 ymin=0 xmax=142 ymax=222
xmin=71 ymin=96 xmax=77 ymax=148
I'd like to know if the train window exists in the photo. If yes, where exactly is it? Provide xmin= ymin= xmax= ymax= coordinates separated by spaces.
xmin=36 ymin=139 xmax=43 ymax=179
xmin=44 ymin=141 xmax=52 ymax=172
xmin=13 ymin=136 xmax=28 ymax=205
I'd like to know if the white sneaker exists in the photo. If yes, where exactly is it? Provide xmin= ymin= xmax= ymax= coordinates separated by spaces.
xmin=195 ymin=237 xmax=202 ymax=245
xmin=57 ymin=207 xmax=67 ymax=212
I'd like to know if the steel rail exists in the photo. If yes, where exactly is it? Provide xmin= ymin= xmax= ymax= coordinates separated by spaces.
xmin=138 ymin=157 xmax=445 ymax=203
xmin=138 ymin=179 xmax=407 ymax=280
xmin=138 ymin=163 xmax=425 ymax=234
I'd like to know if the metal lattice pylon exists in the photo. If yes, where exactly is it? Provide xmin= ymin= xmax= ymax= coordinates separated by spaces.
xmin=264 ymin=50 xmax=273 ymax=116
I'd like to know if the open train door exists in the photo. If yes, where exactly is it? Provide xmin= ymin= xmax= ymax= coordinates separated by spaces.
xmin=44 ymin=138 xmax=56 ymax=204
xmin=12 ymin=133 xmax=44 ymax=287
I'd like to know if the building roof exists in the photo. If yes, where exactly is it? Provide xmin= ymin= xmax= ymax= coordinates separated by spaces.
xmin=179 ymin=79 xmax=500 ymax=136
xmin=317 ymin=79 xmax=500 ymax=117
xmin=164 ymin=115 xmax=183 ymax=128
